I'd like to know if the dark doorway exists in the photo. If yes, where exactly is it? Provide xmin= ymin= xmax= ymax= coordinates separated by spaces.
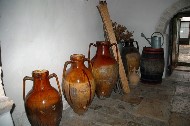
xmin=167 ymin=11 xmax=190 ymax=75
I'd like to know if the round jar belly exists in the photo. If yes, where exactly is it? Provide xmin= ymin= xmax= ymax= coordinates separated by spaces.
xmin=62 ymin=54 xmax=96 ymax=115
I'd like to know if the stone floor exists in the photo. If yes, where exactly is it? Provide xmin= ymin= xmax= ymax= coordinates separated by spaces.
xmin=60 ymin=70 xmax=190 ymax=126
xmin=178 ymin=45 xmax=190 ymax=63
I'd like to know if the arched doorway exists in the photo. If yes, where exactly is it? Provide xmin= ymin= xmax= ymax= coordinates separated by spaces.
xmin=155 ymin=0 xmax=190 ymax=76
xmin=168 ymin=11 xmax=190 ymax=74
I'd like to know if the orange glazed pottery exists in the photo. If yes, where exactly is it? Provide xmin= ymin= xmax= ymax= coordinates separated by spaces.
xmin=23 ymin=70 xmax=63 ymax=126
xmin=62 ymin=54 xmax=95 ymax=115
xmin=88 ymin=41 xmax=119 ymax=99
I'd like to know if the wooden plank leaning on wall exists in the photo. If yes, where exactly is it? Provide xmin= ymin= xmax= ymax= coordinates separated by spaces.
xmin=97 ymin=1 xmax=130 ymax=93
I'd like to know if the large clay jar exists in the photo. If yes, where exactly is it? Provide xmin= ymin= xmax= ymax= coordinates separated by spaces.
xmin=88 ymin=41 xmax=119 ymax=99
xmin=62 ymin=54 xmax=95 ymax=115
xmin=23 ymin=70 xmax=63 ymax=126
xmin=121 ymin=39 xmax=140 ymax=76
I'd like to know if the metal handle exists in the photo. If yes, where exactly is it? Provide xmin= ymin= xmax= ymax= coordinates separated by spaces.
xmin=49 ymin=73 xmax=62 ymax=97
xmin=23 ymin=76 xmax=33 ymax=101
xmin=151 ymin=32 xmax=164 ymax=46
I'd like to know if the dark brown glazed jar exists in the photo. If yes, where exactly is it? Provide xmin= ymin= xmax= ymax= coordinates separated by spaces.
xmin=120 ymin=39 xmax=140 ymax=76
xmin=23 ymin=70 xmax=63 ymax=126
xmin=62 ymin=54 xmax=95 ymax=115
xmin=88 ymin=41 xmax=119 ymax=99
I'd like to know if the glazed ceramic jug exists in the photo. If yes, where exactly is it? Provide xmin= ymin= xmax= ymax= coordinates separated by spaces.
xmin=88 ymin=41 xmax=119 ymax=99
xmin=23 ymin=70 xmax=63 ymax=126
xmin=62 ymin=54 xmax=96 ymax=115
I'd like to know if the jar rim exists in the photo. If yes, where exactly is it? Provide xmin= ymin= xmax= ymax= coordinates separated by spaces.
xmin=70 ymin=54 xmax=85 ymax=61
xmin=96 ymin=41 xmax=110 ymax=45
xmin=33 ymin=69 xmax=49 ymax=74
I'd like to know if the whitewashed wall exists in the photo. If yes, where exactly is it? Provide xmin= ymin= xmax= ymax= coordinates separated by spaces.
xmin=0 ymin=0 xmax=104 ymax=125
xmin=108 ymin=0 xmax=178 ymax=53
xmin=0 ymin=0 xmax=179 ymax=125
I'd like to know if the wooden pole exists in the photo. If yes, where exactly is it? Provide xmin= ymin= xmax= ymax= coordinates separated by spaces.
xmin=97 ymin=1 xmax=130 ymax=93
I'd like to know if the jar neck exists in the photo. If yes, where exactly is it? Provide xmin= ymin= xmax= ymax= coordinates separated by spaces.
xmin=32 ymin=70 xmax=51 ymax=90
xmin=70 ymin=54 xmax=86 ymax=69
xmin=123 ymin=42 xmax=130 ymax=47
xmin=124 ymin=42 xmax=134 ymax=47
xmin=71 ymin=60 xmax=85 ymax=69
xmin=96 ymin=43 xmax=111 ymax=56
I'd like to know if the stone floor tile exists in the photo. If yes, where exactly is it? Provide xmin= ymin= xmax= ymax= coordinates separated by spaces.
xmin=135 ymin=98 xmax=170 ymax=121
xmin=125 ymin=112 xmax=169 ymax=126
xmin=60 ymin=107 xmax=128 ymax=126
xmin=127 ymin=121 xmax=144 ymax=126
xmin=171 ymin=96 xmax=190 ymax=114
xmin=175 ymin=85 xmax=190 ymax=96
xmin=140 ymin=86 xmax=174 ymax=102
xmin=169 ymin=112 xmax=190 ymax=126
xmin=169 ymin=70 xmax=190 ymax=82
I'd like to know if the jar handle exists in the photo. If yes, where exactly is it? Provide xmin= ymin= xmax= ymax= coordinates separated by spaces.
xmin=49 ymin=73 xmax=62 ymax=97
xmin=23 ymin=76 xmax=33 ymax=101
xmin=88 ymin=43 xmax=96 ymax=60
xmin=134 ymin=41 xmax=139 ymax=50
xmin=84 ymin=58 xmax=93 ymax=70
xmin=63 ymin=61 xmax=72 ymax=78
xmin=110 ymin=43 xmax=119 ymax=62
xmin=62 ymin=61 xmax=72 ymax=92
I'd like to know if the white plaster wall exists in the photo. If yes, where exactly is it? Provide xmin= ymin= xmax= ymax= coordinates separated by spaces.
xmin=108 ymin=0 xmax=178 ymax=53
xmin=0 ymin=0 xmax=104 ymax=125
xmin=0 ymin=0 xmax=179 ymax=125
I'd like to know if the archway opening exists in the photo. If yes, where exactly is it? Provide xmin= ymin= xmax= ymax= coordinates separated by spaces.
xmin=168 ymin=10 xmax=190 ymax=73
xmin=155 ymin=0 xmax=190 ymax=76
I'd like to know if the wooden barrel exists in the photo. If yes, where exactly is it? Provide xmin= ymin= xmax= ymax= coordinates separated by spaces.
xmin=140 ymin=47 xmax=164 ymax=84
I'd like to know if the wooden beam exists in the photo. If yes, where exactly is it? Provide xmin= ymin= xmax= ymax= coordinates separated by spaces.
xmin=97 ymin=1 xmax=130 ymax=93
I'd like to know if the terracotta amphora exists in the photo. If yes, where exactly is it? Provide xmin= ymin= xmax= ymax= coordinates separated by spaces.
xmin=88 ymin=41 xmax=119 ymax=99
xmin=62 ymin=54 xmax=95 ymax=115
xmin=23 ymin=70 xmax=63 ymax=126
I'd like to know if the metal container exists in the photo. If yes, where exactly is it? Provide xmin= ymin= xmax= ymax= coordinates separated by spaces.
xmin=141 ymin=32 xmax=164 ymax=48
